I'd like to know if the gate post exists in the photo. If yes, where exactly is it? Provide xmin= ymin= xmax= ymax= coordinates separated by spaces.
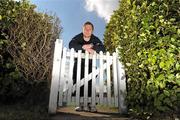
xmin=116 ymin=52 xmax=127 ymax=114
xmin=48 ymin=39 xmax=63 ymax=114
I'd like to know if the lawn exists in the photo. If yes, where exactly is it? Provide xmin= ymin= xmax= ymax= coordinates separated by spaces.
xmin=0 ymin=103 xmax=50 ymax=120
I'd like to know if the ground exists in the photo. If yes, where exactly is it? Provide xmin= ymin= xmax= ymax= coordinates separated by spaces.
xmin=0 ymin=104 xmax=179 ymax=120
xmin=50 ymin=106 xmax=129 ymax=120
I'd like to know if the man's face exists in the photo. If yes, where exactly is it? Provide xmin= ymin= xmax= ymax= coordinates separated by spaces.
xmin=83 ymin=24 xmax=93 ymax=38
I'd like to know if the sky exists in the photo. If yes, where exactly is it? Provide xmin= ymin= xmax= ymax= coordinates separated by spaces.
xmin=29 ymin=0 xmax=119 ymax=47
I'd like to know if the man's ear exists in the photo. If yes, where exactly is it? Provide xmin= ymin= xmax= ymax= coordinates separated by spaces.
xmin=82 ymin=27 xmax=84 ymax=32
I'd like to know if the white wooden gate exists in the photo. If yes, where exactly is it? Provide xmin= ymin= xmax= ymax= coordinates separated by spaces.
xmin=48 ymin=39 xmax=127 ymax=114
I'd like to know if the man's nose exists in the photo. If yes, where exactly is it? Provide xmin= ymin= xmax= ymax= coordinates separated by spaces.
xmin=86 ymin=30 xmax=91 ymax=32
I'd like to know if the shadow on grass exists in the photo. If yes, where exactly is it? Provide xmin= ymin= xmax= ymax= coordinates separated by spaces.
xmin=0 ymin=81 xmax=50 ymax=120
xmin=0 ymin=103 xmax=50 ymax=120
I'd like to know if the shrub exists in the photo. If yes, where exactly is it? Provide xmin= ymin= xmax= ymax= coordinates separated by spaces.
xmin=7 ymin=1 xmax=61 ymax=82
xmin=0 ymin=0 xmax=24 ymax=103
xmin=104 ymin=0 xmax=180 ymax=119
xmin=0 ymin=0 xmax=62 ymax=103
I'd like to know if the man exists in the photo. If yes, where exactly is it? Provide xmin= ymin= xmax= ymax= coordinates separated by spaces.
xmin=69 ymin=21 xmax=106 ymax=112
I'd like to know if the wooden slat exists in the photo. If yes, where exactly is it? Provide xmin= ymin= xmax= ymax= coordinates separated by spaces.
xmin=117 ymin=56 xmax=127 ymax=114
xmin=99 ymin=51 xmax=104 ymax=105
xmin=106 ymin=52 xmax=111 ymax=106
xmin=63 ymin=64 xmax=69 ymax=105
xmin=48 ymin=39 xmax=62 ymax=114
xmin=84 ymin=51 xmax=89 ymax=110
xmin=112 ymin=52 xmax=118 ymax=107
xmin=103 ymin=97 xmax=107 ymax=105
xmin=66 ymin=51 xmax=113 ymax=60
xmin=72 ymin=61 xmax=112 ymax=92
xmin=71 ymin=97 xmax=75 ymax=104
xmin=91 ymin=53 xmax=96 ymax=107
xmin=75 ymin=50 xmax=82 ymax=107
xmin=63 ymin=90 xmax=68 ymax=103
xmin=58 ymin=47 xmax=67 ymax=106
xmin=67 ymin=48 xmax=75 ymax=105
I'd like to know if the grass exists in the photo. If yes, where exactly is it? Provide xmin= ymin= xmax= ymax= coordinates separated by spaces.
xmin=0 ymin=103 xmax=50 ymax=120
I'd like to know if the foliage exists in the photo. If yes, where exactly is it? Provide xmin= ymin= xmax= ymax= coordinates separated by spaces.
xmin=104 ymin=0 xmax=180 ymax=119
xmin=0 ymin=0 xmax=61 ymax=104
xmin=7 ymin=3 xmax=61 ymax=82
xmin=0 ymin=0 xmax=23 ymax=103
xmin=0 ymin=0 xmax=61 ymax=82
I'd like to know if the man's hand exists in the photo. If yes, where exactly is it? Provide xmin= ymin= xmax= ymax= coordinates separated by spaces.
xmin=82 ymin=44 xmax=95 ymax=54
xmin=82 ymin=44 xmax=93 ymax=50
xmin=86 ymin=48 xmax=95 ymax=54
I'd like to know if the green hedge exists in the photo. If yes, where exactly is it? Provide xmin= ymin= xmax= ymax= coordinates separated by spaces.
xmin=0 ymin=0 xmax=24 ymax=103
xmin=104 ymin=0 xmax=180 ymax=119
xmin=0 ymin=0 xmax=61 ymax=103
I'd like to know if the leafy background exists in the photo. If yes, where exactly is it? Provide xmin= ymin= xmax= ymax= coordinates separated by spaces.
xmin=104 ymin=0 xmax=180 ymax=119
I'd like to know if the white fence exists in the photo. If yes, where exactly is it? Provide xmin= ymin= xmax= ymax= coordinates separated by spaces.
xmin=48 ymin=39 xmax=127 ymax=114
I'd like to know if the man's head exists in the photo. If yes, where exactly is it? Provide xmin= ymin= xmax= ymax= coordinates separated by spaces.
xmin=82 ymin=21 xmax=94 ymax=38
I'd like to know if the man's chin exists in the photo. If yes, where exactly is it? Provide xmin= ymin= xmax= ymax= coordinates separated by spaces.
xmin=83 ymin=35 xmax=91 ymax=38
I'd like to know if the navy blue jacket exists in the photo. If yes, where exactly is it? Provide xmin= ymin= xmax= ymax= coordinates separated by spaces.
xmin=69 ymin=33 xmax=106 ymax=53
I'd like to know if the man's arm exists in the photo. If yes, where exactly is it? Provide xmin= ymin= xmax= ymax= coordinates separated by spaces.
xmin=92 ymin=38 xmax=106 ymax=53
xmin=69 ymin=38 xmax=85 ymax=52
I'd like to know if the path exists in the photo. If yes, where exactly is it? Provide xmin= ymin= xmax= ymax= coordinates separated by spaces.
xmin=50 ymin=106 xmax=129 ymax=120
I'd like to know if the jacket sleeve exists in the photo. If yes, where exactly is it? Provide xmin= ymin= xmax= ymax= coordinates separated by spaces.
xmin=92 ymin=38 xmax=106 ymax=53
xmin=69 ymin=37 xmax=85 ymax=52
